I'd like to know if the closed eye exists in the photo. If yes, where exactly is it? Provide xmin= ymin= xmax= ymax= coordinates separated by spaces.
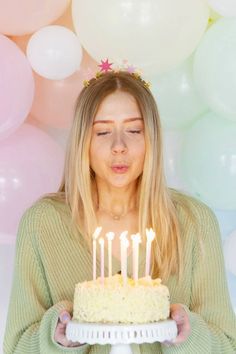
xmin=97 ymin=131 xmax=110 ymax=136
xmin=128 ymin=130 xmax=141 ymax=134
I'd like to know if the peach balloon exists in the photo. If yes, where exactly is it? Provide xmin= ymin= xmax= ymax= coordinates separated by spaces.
xmin=0 ymin=123 xmax=64 ymax=235
xmin=12 ymin=6 xmax=75 ymax=51
xmin=10 ymin=34 xmax=31 ymax=53
xmin=53 ymin=4 xmax=75 ymax=31
xmin=0 ymin=0 xmax=70 ymax=35
xmin=27 ymin=115 xmax=70 ymax=151
xmin=29 ymin=50 xmax=98 ymax=128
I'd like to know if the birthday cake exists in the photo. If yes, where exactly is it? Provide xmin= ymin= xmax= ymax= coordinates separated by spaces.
xmin=73 ymin=274 xmax=170 ymax=324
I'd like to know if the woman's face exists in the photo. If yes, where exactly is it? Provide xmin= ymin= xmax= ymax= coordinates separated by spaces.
xmin=89 ymin=90 xmax=145 ymax=189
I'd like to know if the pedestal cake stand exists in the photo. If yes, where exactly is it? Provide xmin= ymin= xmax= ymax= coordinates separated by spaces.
xmin=66 ymin=319 xmax=177 ymax=354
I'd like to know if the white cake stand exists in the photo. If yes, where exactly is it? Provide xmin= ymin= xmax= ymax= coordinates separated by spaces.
xmin=66 ymin=319 xmax=177 ymax=354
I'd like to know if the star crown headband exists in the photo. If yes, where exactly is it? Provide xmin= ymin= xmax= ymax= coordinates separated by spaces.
xmin=83 ymin=59 xmax=151 ymax=89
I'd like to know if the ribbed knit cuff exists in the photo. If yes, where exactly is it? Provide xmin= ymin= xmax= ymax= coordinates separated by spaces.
xmin=161 ymin=305 xmax=212 ymax=354
xmin=40 ymin=300 xmax=91 ymax=353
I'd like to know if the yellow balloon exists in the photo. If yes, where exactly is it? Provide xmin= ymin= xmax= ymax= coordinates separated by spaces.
xmin=72 ymin=0 xmax=209 ymax=75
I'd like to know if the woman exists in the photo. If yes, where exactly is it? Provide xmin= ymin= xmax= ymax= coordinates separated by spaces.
xmin=4 ymin=70 xmax=236 ymax=353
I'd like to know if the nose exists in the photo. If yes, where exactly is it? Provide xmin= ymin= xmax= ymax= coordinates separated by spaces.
xmin=111 ymin=132 xmax=127 ymax=154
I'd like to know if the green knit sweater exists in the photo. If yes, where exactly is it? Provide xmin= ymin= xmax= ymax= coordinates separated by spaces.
xmin=3 ymin=191 xmax=236 ymax=354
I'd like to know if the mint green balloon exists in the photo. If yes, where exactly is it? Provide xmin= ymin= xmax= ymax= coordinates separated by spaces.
xmin=194 ymin=18 xmax=236 ymax=122
xmin=151 ymin=56 xmax=208 ymax=130
xmin=181 ymin=112 xmax=236 ymax=209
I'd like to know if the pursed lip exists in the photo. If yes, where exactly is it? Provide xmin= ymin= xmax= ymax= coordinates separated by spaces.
xmin=111 ymin=164 xmax=129 ymax=174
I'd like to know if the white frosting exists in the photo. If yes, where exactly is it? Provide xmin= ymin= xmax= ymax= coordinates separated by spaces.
xmin=73 ymin=274 xmax=170 ymax=324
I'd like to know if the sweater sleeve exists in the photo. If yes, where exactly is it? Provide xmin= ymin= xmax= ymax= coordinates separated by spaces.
xmin=162 ymin=203 xmax=236 ymax=354
xmin=3 ymin=203 xmax=90 ymax=354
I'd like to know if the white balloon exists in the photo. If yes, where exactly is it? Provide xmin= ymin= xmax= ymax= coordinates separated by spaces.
xmin=27 ymin=25 xmax=82 ymax=80
xmin=72 ymin=0 xmax=209 ymax=75
xmin=224 ymin=230 xmax=236 ymax=276
xmin=207 ymin=0 xmax=236 ymax=17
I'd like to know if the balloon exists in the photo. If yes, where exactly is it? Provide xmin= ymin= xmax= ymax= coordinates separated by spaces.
xmin=163 ymin=130 xmax=188 ymax=191
xmin=29 ymin=50 xmax=98 ymax=128
xmin=53 ymin=4 xmax=75 ymax=31
xmin=193 ymin=18 xmax=236 ymax=122
xmin=181 ymin=112 xmax=236 ymax=210
xmin=72 ymin=0 xmax=209 ymax=75
xmin=207 ymin=0 xmax=236 ymax=17
xmin=0 ymin=35 xmax=34 ymax=141
xmin=214 ymin=209 xmax=236 ymax=241
xmin=0 ymin=0 xmax=70 ymax=35
xmin=0 ymin=240 xmax=15 ymax=349
xmin=11 ymin=6 xmax=75 ymax=52
xmin=27 ymin=25 xmax=82 ymax=80
xmin=226 ymin=272 xmax=236 ymax=313
xmin=10 ymin=33 xmax=30 ymax=53
xmin=224 ymin=230 xmax=236 ymax=276
xmin=151 ymin=56 xmax=208 ymax=130
xmin=27 ymin=115 xmax=70 ymax=150
xmin=0 ymin=123 xmax=64 ymax=235
xmin=0 ymin=233 xmax=15 ymax=245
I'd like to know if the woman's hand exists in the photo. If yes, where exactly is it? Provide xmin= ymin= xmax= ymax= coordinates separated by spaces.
xmin=164 ymin=303 xmax=191 ymax=347
xmin=54 ymin=310 xmax=82 ymax=347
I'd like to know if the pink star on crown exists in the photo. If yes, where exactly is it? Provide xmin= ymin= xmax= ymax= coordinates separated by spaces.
xmin=99 ymin=59 xmax=113 ymax=73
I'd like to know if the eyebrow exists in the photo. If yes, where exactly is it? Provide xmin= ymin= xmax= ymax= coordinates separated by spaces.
xmin=93 ymin=117 xmax=143 ymax=125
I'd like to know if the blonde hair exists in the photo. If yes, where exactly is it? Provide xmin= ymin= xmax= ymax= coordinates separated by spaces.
xmin=45 ymin=71 xmax=185 ymax=282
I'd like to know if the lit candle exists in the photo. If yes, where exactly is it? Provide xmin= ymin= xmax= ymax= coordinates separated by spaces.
xmin=145 ymin=228 xmax=155 ymax=277
xmin=98 ymin=237 xmax=105 ymax=285
xmin=92 ymin=226 xmax=102 ymax=281
xmin=105 ymin=232 xmax=115 ymax=278
xmin=131 ymin=233 xmax=141 ymax=285
xmin=119 ymin=231 xmax=129 ymax=286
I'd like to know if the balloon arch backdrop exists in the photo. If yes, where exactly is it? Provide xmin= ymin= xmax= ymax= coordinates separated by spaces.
xmin=0 ymin=0 xmax=236 ymax=348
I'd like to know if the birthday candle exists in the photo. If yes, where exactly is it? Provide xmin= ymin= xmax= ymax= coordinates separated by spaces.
xmin=92 ymin=226 xmax=102 ymax=281
xmin=145 ymin=228 xmax=155 ymax=277
xmin=105 ymin=232 xmax=115 ymax=278
xmin=119 ymin=231 xmax=129 ymax=286
xmin=131 ymin=233 xmax=141 ymax=285
xmin=98 ymin=237 xmax=105 ymax=285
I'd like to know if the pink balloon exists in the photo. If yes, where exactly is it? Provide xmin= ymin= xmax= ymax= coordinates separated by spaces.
xmin=0 ymin=0 xmax=70 ymax=35
xmin=0 ymin=34 xmax=34 ymax=141
xmin=29 ymin=50 xmax=98 ymax=128
xmin=0 ymin=123 xmax=64 ymax=235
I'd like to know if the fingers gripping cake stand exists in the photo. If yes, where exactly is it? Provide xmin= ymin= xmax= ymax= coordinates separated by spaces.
xmin=66 ymin=319 xmax=177 ymax=354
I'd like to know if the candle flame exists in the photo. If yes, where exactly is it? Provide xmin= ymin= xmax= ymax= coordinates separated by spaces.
xmin=98 ymin=237 xmax=104 ymax=245
xmin=131 ymin=233 xmax=141 ymax=243
xmin=106 ymin=232 xmax=115 ymax=241
xmin=145 ymin=228 xmax=155 ymax=241
xmin=119 ymin=230 xmax=128 ymax=240
xmin=93 ymin=226 xmax=102 ymax=240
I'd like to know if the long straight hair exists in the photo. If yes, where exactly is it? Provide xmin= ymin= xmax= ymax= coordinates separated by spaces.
xmin=46 ymin=71 xmax=184 ymax=282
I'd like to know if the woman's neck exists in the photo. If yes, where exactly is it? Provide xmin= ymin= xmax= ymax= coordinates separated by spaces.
xmin=94 ymin=179 xmax=138 ymax=217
